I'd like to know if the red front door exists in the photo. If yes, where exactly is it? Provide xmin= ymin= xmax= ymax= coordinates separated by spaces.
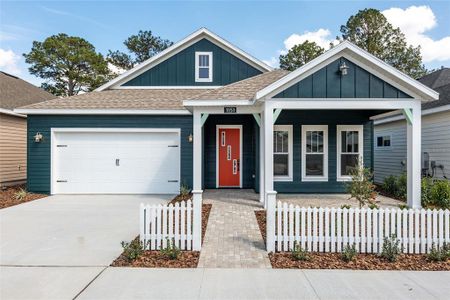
xmin=218 ymin=127 xmax=241 ymax=187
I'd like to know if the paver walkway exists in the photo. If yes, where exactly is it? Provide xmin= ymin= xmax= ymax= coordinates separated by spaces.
xmin=198 ymin=189 xmax=271 ymax=268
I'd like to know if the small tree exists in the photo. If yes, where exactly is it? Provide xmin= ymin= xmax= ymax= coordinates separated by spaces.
xmin=346 ymin=158 xmax=377 ymax=208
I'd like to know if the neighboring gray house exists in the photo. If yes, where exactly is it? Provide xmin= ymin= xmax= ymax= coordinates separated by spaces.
xmin=373 ymin=68 xmax=450 ymax=184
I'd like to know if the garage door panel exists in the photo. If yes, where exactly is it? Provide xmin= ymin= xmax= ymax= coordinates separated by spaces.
xmin=53 ymin=130 xmax=180 ymax=194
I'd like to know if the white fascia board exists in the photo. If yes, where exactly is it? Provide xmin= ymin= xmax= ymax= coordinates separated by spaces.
xmin=111 ymin=85 xmax=222 ymax=90
xmin=373 ymin=104 xmax=450 ymax=125
xmin=96 ymin=28 xmax=272 ymax=91
xmin=265 ymin=98 xmax=419 ymax=110
xmin=255 ymin=41 xmax=439 ymax=101
xmin=0 ymin=108 xmax=26 ymax=118
xmin=13 ymin=109 xmax=191 ymax=115
xmin=183 ymin=99 xmax=253 ymax=106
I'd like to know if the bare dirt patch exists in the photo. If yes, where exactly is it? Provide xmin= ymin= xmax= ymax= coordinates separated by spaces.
xmin=0 ymin=184 xmax=47 ymax=209
xmin=111 ymin=203 xmax=212 ymax=268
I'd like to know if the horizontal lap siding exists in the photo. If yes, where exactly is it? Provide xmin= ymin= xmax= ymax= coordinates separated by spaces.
xmin=203 ymin=115 xmax=257 ymax=189
xmin=27 ymin=115 xmax=193 ymax=193
xmin=274 ymin=57 xmax=411 ymax=99
xmin=274 ymin=110 xmax=373 ymax=193
xmin=0 ymin=114 xmax=27 ymax=185
xmin=123 ymin=38 xmax=262 ymax=87
xmin=374 ymin=110 xmax=450 ymax=183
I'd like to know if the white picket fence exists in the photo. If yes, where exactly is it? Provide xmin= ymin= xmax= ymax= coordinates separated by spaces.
xmin=268 ymin=201 xmax=450 ymax=253
xmin=140 ymin=198 xmax=202 ymax=251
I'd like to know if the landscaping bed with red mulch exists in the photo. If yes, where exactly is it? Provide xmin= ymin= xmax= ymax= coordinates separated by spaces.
xmin=169 ymin=193 xmax=192 ymax=204
xmin=256 ymin=209 xmax=449 ymax=270
xmin=111 ymin=203 xmax=212 ymax=268
xmin=0 ymin=184 xmax=47 ymax=209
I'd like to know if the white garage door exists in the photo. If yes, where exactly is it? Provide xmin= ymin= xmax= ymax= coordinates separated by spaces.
xmin=52 ymin=129 xmax=180 ymax=194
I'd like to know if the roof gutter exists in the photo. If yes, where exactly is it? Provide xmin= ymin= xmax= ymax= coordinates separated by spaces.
xmin=13 ymin=109 xmax=191 ymax=115
xmin=0 ymin=108 xmax=26 ymax=118
xmin=372 ymin=104 xmax=450 ymax=125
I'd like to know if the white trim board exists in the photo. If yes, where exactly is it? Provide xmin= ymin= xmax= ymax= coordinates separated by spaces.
xmin=96 ymin=28 xmax=272 ymax=91
xmin=14 ymin=109 xmax=191 ymax=115
xmin=215 ymin=125 xmax=243 ymax=188
xmin=111 ymin=85 xmax=222 ymax=90
xmin=0 ymin=108 xmax=26 ymax=118
xmin=255 ymin=41 xmax=438 ymax=102
xmin=372 ymin=104 xmax=450 ymax=125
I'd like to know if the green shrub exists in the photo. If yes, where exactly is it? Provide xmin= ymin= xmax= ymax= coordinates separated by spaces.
xmin=397 ymin=204 xmax=408 ymax=210
xmin=395 ymin=173 xmax=407 ymax=200
xmin=380 ymin=234 xmax=401 ymax=262
xmin=427 ymin=243 xmax=450 ymax=262
xmin=291 ymin=242 xmax=310 ymax=261
xmin=340 ymin=204 xmax=351 ymax=209
xmin=430 ymin=180 xmax=450 ymax=209
xmin=14 ymin=188 xmax=28 ymax=201
xmin=346 ymin=159 xmax=377 ymax=208
xmin=421 ymin=177 xmax=433 ymax=207
xmin=160 ymin=238 xmax=181 ymax=260
xmin=368 ymin=203 xmax=379 ymax=210
xmin=341 ymin=244 xmax=357 ymax=262
xmin=179 ymin=183 xmax=191 ymax=197
xmin=121 ymin=239 xmax=145 ymax=262
xmin=382 ymin=175 xmax=398 ymax=196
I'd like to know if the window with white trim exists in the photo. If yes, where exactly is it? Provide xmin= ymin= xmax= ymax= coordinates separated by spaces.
xmin=337 ymin=125 xmax=364 ymax=181
xmin=376 ymin=135 xmax=391 ymax=148
xmin=301 ymin=125 xmax=328 ymax=181
xmin=195 ymin=52 xmax=213 ymax=82
xmin=273 ymin=125 xmax=293 ymax=181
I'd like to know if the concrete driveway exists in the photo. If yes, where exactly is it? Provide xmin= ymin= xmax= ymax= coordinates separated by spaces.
xmin=0 ymin=194 xmax=172 ymax=266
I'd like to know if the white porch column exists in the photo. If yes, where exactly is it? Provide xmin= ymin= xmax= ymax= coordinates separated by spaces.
xmin=406 ymin=103 xmax=422 ymax=208
xmin=263 ymin=104 xmax=274 ymax=196
xmin=192 ymin=109 xmax=203 ymax=250
xmin=259 ymin=112 xmax=265 ymax=204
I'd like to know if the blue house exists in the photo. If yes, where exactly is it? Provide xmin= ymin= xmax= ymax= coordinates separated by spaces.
xmin=16 ymin=28 xmax=438 ymax=209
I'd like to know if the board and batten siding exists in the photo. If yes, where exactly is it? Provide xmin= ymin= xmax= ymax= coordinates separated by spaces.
xmin=274 ymin=57 xmax=411 ymax=99
xmin=274 ymin=110 xmax=374 ymax=193
xmin=122 ymin=38 xmax=262 ymax=87
xmin=374 ymin=110 xmax=450 ymax=184
xmin=27 ymin=115 xmax=193 ymax=194
xmin=0 ymin=113 xmax=27 ymax=186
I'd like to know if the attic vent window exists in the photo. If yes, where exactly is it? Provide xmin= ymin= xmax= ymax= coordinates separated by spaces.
xmin=195 ymin=52 xmax=213 ymax=82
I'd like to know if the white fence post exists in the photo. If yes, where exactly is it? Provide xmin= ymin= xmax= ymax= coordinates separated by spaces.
xmin=266 ymin=191 xmax=277 ymax=252
xmin=192 ymin=190 xmax=203 ymax=251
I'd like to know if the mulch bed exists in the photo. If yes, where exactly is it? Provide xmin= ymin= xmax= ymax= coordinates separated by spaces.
xmin=169 ymin=193 xmax=192 ymax=204
xmin=111 ymin=203 xmax=212 ymax=268
xmin=0 ymin=184 xmax=47 ymax=209
xmin=270 ymin=252 xmax=450 ymax=271
xmin=375 ymin=185 xmax=405 ymax=202
xmin=256 ymin=209 xmax=449 ymax=270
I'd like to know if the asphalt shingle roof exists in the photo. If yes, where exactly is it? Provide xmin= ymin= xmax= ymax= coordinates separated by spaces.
xmin=0 ymin=71 xmax=55 ymax=110
xmin=18 ymin=89 xmax=215 ymax=110
xmin=188 ymin=70 xmax=290 ymax=101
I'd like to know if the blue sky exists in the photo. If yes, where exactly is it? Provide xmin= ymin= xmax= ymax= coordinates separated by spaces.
xmin=1 ymin=1 xmax=450 ymax=86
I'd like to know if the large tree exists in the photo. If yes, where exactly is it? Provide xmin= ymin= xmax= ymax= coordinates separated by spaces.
xmin=340 ymin=8 xmax=427 ymax=79
xmin=108 ymin=30 xmax=173 ymax=70
xmin=23 ymin=33 xmax=110 ymax=96
xmin=279 ymin=40 xmax=325 ymax=71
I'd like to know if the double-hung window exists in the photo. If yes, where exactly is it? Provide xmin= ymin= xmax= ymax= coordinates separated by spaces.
xmin=337 ymin=125 xmax=364 ymax=181
xmin=273 ymin=125 xmax=293 ymax=181
xmin=301 ymin=125 xmax=328 ymax=181
xmin=195 ymin=52 xmax=213 ymax=82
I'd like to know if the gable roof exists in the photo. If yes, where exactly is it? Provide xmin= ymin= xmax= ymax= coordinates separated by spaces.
xmin=16 ymin=89 xmax=213 ymax=113
xmin=185 ymin=69 xmax=289 ymax=103
xmin=96 ymin=28 xmax=272 ymax=91
xmin=255 ymin=41 xmax=439 ymax=102
xmin=0 ymin=71 xmax=55 ymax=110
xmin=419 ymin=67 xmax=450 ymax=90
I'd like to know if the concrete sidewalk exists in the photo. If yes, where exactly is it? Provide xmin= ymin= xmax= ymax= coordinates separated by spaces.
xmin=77 ymin=268 xmax=450 ymax=300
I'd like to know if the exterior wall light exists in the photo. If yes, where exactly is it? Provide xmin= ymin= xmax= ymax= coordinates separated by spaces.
xmin=188 ymin=133 xmax=193 ymax=143
xmin=34 ymin=132 xmax=43 ymax=143
xmin=339 ymin=61 xmax=349 ymax=76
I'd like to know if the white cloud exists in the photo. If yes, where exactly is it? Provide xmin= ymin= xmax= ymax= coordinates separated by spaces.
xmin=0 ymin=48 xmax=21 ymax=75
xmin=283 ymin=28 xmax=334 ymax=52
xmin=383 ymin=5 xmax=450 ymax=62
xmin=263 ymin=56 xmax=278 ymax=68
